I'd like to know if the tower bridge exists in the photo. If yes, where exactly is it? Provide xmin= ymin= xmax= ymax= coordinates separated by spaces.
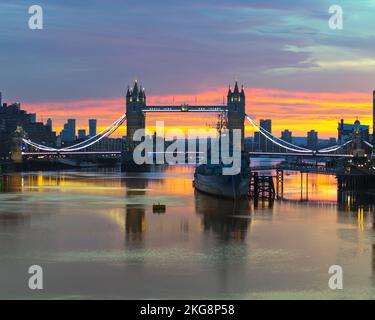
xmin=18 ymin=80 xmax=370 ymax=177
xmin=125 ymin=80 xmax=245 ymax=155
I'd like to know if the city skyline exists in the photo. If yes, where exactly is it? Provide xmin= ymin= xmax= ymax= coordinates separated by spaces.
xmin=2 ymin=87 xmax=373 ymax=139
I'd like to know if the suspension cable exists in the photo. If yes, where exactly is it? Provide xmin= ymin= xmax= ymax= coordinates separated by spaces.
xmin=246 ymin=114 xmax=353 ymax=154
xmin=363 ymin=140 xmax=373 ymax=149
xmin=23 ymin=114 xmax=126 ymax=152
xmin=246 ymin=115 xmax=315 ymax=153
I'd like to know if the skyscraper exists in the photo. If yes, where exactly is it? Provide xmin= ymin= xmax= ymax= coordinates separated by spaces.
xmin=260 ymin=119 xmax=272 ymax=152
xmin=30 ymin=113 xmax=36 ymax=123
xmin=89 ymin=119 xmax=97 ymax=137
xmin=281 ymin=129 xmax=292 ymax=143
xmin=307 ymin=130 xmax=318 ymax=149
xmin=46 ymin=118 xmax=52 ymax=131
xmin=60 ymin=119 xmax=76 ymax=142
xmin=78 ymin=129 xmax=86 ymax=140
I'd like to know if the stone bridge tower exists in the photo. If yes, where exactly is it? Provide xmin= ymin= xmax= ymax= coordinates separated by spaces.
xmin=227 ymin=82 xmax=245 ymax=151
xmin=126 ymin=80 xmax=146 ymax=152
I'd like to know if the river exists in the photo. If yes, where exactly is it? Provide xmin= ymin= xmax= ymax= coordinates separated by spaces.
xmin=1 ymin=164 xmax=375 ymax=299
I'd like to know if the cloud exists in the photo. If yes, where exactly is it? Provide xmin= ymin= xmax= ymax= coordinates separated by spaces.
xmin=3 ymin=0 xmax=374 ymax=101
xmin=1 ymin=0 xmax=374 ymax=137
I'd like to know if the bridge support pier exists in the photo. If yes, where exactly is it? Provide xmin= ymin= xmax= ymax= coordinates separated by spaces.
xmin=300 ymin=171 xmax=309 ymax=201
xmin=249 ymin=172 xmax=275 ymax=201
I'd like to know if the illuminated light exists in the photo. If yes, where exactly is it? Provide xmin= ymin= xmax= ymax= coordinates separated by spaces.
xmin=130 ymin=98 xmax=133 ymax=102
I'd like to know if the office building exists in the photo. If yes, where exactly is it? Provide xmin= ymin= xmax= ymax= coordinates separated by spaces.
xmin=30 ymin=113 xmax=37 ymax=123
xmin=307 ymin=130 xmax=318 ymax=149
xmin=253 ymin=119 xmax=272 ymax=152
xmin=46 ymin=118 xmax=52 ymax=131
xmin=89 ymin=119 xmax=97 ymax=137
xmin=281 ymin=129 xmax=292 ymax=143
xmin=260 ymin=119 xmax=272 ymax=152
xmin=78 ymin=129 xmax=86 ymax=140
xmin=0 ymin=101 xmax=56 ymax=159
xmin=60 ymin=119 xmax=76 ymax=142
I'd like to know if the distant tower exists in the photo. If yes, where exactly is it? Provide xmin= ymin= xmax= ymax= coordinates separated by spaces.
xmin=126 ymin=80 xmax=146 ymax=151
xmin=46 ymin=118 xmax=52 ymax=131
xmin=373 ymin=90 xmax=375 ymax=140
xmin=227 ymin=82 xmax=245 ymax=151
xmin=89 ymin=119 xmax=97 ymax=137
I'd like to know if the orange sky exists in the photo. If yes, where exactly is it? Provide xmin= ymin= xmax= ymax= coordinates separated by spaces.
xmin=23 ymin=87 xmax=374 ymax=139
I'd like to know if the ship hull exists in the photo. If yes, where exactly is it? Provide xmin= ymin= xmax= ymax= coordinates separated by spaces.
xmin=194 ymin=172 xmax=249 ymax=199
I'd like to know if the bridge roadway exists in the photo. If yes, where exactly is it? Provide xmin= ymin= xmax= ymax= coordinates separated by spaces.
xmin=142 ymin=105 xmax=228 ymax=112
xmin=22 ymin=151 xmax=121 ymax=156
xmin=249 ymin=151 xmax=353 ymax=158
xmin=22 ymin=151 xmax=353 ymax=158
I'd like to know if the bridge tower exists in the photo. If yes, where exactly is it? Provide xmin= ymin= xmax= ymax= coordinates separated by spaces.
xmin=125 ymin=80 xmax=146 ymax=152
xmin=227 ymin=82 xmax=245 ymax=151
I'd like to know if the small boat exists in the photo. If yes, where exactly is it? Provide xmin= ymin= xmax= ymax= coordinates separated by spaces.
xmin=153 ymin=203 xmax=166 ymax=214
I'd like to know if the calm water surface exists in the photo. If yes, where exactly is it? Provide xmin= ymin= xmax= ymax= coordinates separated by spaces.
xmin=1 ymin=163 xmax=375 ymax=299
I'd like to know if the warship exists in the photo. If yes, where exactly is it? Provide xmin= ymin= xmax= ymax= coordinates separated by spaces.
xmin=193 ymin=153 xmax=250 ymax=199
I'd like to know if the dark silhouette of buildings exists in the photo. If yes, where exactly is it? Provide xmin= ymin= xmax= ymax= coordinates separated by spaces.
xmin=78 ymin=129 xmax=86 ymax=140
xmin=281 ymin=129 xmax=292 ymax=143
xmin=254 ymin=119 xmax=272 ymax=152
xmin=46 ymin=118 xmax=52 ymax=131
xmin=60 ymin=119 xmax=76 ymax=142
xmin=338 ymin=119 xmax=369 ymax=144
xmin=89 ymin=119 xmax=97 ymax=137
xmin=307 ymin=130 xmax=318 ymax=149
xmin=0 ymin=100 xmax=56 ymax=159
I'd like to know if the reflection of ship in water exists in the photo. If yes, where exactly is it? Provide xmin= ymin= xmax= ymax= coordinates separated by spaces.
xmin=194 ymin=191 xmax=251 ymax=241
xmin=123 ymin=176 xmax=148 ymax=244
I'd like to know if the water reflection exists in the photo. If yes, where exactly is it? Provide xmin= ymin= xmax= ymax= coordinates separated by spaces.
xmin=2 ymin=168 xmax=375 ymax=298
xmin=124 ymin=177 xmax=147 ymax=244
xmin=195 ymin=191 xmax=251 ymax=241
xmin=337 ymin=188 xmax=375 ymax=213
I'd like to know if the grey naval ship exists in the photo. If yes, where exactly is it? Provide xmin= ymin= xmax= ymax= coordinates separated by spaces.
xmin=194 ymin=154 xmax=250 ymax=199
